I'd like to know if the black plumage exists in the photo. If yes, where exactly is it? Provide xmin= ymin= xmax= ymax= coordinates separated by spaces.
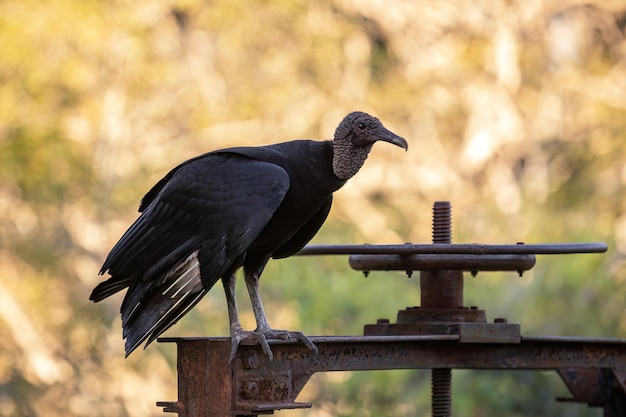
xmin=91 ymin=111 xmax=407 ymax=359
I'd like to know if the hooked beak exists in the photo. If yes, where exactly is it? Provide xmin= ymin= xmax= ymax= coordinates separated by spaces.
xmin=376 ymin=126 xmax=408 ymax=151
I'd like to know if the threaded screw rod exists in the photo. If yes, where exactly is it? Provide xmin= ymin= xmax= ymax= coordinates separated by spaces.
xmin=432 ymin=201 xmax=452 ymax=244
xmin=431 ymin=368 xmax=452 ymax=417
xmin=430 ymin=201 xmax=453 ymax=417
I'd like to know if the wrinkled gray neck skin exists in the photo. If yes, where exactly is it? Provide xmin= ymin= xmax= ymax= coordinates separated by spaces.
xmin=332 ymin=132 xmax=374 ymax=181
xmin=332 ymin=140 xmax=372 ymax=180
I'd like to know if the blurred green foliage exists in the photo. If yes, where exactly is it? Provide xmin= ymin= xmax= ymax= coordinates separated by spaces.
xmin=1 ymin=0 xmax=626 ymax=416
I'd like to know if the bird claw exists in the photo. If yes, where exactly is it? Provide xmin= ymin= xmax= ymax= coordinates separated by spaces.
xmin=283 ymin=330 xmax=318 ymax=355
xmin=228 ymin=329 xmax=272 ymax=363
xmin=228 ymin=328 xmax=318 ymax=363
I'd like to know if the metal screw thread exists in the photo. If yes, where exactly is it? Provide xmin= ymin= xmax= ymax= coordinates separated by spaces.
xmin=432 ymin=201 xmax=452 ymax=244
xmin=431 ymin=368 xmax=452 ymax=417
xmin=431 ymin=202 xmax=453 ymax=416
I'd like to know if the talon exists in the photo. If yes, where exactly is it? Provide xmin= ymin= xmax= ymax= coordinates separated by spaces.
xmin=290 ymin=331 xmax=318 ymax=354
xmin=228 ymin=328 xmax=317 ymax=362
xmin=229 ymin=329 xmax=275 ymax=362
xmin=228 ymin=326 xmax=245 ymax=363
xmin=257 ymin=335 xmax=273 ymax=361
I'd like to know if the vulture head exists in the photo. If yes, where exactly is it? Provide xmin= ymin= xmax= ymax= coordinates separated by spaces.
xmin=332 ymin=111 xmax=408 ymax=180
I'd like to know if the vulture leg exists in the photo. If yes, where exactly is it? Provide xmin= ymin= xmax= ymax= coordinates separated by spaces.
xmin=244 ymin=268 xmax=318 ymax=360
xmin=222 ymin=272 xmax=273 ymax=362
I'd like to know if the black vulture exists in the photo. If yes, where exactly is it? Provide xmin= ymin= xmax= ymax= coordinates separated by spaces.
xmin=91 ymin=111 xmax=407 ymax=360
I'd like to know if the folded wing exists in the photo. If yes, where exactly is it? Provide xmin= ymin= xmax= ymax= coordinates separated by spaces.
xmin=91 ymin=153 xmax=290 ymax=355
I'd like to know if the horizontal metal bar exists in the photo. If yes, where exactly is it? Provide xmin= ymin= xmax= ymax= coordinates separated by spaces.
xmin=160 ymin=335 xmax=626 ymax=370
xmin=296 ymin=242 xmax=608 ymax=256
xmin=159 ymin=335 xmax=461 ymax=344
xmin=348 ymin=253 xmax=536 ymax=272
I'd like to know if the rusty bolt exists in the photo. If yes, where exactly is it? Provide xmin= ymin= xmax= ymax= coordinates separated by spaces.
xmin=243 ymin=352 xmax=260 ymax=369
xmin=241 ymin=381 xmax=259 ymax=399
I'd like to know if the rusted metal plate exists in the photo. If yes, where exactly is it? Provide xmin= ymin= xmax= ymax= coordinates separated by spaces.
xmin=364 ymin=322 xmax=521 ymax=344
xmin=457 ymin=323 xmax=521 ymax=344
xmin=396 ymin=307 xmax=487 ymax=323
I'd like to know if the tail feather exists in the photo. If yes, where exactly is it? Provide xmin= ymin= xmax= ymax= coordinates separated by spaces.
xmin=124 ymin=287 xmax=209 ymax=356
xmin=122 ymin=279 xmax=201 ymax=341
xmin=119 ymin=249 xmax=218 ymax=356
xmin=90 ymin=277 xmax=132 ymax=302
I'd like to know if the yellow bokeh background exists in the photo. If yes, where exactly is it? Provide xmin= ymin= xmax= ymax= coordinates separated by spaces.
xmin=2 ymin=1 xmax=626 ymax=415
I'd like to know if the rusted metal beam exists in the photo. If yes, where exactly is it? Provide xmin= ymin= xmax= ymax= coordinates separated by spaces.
xmin=157 ymin=340 xmax=233 ymax=417
xmin=158 ymin=335 xmax=626 ymax=416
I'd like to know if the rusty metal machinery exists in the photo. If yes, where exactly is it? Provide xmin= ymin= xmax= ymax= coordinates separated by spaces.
xmin=157 ymin=201 xmax=621 ymax=417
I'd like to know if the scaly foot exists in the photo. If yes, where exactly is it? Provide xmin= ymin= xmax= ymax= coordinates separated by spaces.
xmin=229 ymin=327 xmax=318 ymax=362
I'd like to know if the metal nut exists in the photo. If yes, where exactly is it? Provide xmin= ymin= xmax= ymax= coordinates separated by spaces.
xmin=241 ymin=381 xmax=259 ymax=399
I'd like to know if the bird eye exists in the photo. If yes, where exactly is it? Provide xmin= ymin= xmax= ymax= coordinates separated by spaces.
xmin=357 ymin=122 xmax=366 ymax=130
